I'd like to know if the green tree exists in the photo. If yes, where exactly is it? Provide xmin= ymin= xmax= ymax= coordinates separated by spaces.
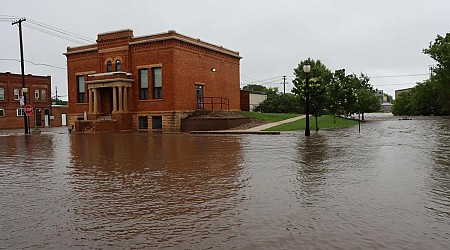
xmin=355 ymin=88 xmax=381 ymax=120
xmin=392 ymin=90 xmax=413 ymax=116
xmin=292 ymin=58 xmax=333 ymax=130
xmin=242 ymin=84 xmax=279 ymax=98
xmin=423 ymin=32 xmax=450 ymax=114
xmin=383 ymin=93 xmax=393 ymax=103
xmin=393 ymin=32 xmax=450 ymax=116
xmin=254 ymin=93 xmax=301 ymax=114
xmin=51 ymin=97 xmax=68 ymax=105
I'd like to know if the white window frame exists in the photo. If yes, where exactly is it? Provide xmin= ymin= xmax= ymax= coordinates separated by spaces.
xmin=14 ymin=89 xmax=20 ymax=100
xmin=17 ymin=108 xmax=25 ymax=117
xmin=35 ymin=90 xmax=40 ymax=100
xmin=0 ymin=109 xmax=5 ymax=117
xmin=0 ymin=88 xmax=4 ymax=101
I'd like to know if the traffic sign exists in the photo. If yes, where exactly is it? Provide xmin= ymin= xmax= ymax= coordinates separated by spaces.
xmin=24 ymin=105 xmax=33 ymax=116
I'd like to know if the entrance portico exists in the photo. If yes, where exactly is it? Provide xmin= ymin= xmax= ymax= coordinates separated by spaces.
xmin=85 ymin=72 xmax=133 ymax=118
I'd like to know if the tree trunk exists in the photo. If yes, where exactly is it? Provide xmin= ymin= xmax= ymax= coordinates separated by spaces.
xmin=362 ymin=112 xmax=365 ymax=121
xmin=334 ymin=114 xmax=336 ymax=124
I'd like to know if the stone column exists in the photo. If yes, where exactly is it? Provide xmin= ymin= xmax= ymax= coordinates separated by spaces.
xmin=88 ymin=88 xmax=93 ymax=113
xmin=118 ymin=86 xmax=123 ymax=112
xmin=93 ymin=88 xmax=98 ymax=114
xmin=123 ymin=87 xmax=128 ymax=112
xmin=112 ymin=86 xmax=117 ymax=113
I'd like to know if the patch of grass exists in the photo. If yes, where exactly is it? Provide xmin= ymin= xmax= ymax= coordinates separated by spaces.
xmin=239 ymin=111 xmax=299 ymax=122
xmin=264 ymin=115 xmax=359 ymax=131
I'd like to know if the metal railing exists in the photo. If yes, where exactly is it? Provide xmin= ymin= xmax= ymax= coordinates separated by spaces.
xmin=197 ymin=97 xmax=230 ymax=111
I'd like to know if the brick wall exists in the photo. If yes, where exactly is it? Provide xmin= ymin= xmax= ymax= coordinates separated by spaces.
xmin=0 ymin=72 xmax=52 ymax=129
xmin=66 ymin=30 xmax=241 ymax=132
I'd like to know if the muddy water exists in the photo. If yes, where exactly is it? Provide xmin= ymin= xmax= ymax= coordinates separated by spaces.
xmin=1 ymin=117 xmax=449 ymax=249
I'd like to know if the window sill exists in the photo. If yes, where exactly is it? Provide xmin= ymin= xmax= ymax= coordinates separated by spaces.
xmin=138 ymin=99 xmax=163 ymax=102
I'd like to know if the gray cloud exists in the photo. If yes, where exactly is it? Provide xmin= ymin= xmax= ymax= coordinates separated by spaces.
xmin=1 ymin=0 xmax=449 ymax=99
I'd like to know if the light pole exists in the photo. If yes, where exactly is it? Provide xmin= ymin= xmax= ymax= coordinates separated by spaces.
xmin=303 ymin=64 xmax=311 ymax=136
xmin=355 ymin=92 xmax=360 ymax=133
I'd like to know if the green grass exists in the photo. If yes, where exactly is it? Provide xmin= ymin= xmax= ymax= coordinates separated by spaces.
xmin=263 ymin=115 xmax=359 ymax=131
xmin=239 ymin=111 xmax=299 ymax=122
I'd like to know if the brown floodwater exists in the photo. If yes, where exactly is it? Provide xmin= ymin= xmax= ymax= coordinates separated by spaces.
xmin=1 ymin=116 xmax=449 ymax=249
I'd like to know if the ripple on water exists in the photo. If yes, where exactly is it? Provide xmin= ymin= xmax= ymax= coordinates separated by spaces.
xmin=1 ymin=119 xmax=450 ymax=249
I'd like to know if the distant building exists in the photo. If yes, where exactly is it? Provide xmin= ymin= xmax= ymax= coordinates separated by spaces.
xmin=65 ymin=29 xmax=241 ymax=132
xmin=376 ymin=89 xmax=384 ymax=103
xmin=0 ymin=72 xmax=53 ymax=129
xmin=381 ymin=102 xmax=392 ymax=112
xmin=395 ymin=88 xmax=412 ymax=100
xmin=240 ymin=90 xmax=267 ymax=111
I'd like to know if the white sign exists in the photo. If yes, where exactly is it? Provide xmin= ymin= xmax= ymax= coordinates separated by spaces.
xmin=19 ymin=96 xmax=24 ymax=106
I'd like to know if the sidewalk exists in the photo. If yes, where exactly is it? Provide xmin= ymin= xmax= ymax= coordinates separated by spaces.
xmin=244 ymin=115 xmax=306 ymax=131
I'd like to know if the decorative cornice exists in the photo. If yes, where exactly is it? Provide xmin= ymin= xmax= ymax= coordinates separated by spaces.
xmin=64 ymin=47 xmax=98 ymax=55
xmin=86 ymin=78 xmax=134 ymax=84
xmin=130 ymin=36 xmax=241 ymax=59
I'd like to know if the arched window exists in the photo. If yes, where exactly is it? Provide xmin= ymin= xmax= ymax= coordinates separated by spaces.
xmin=106 ymin=61 xmax=112 ymax=72
xmin=115 ymin=60 xmax=121 ymax=72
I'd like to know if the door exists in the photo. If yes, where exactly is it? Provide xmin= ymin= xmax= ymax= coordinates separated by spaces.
xmin=196 ymin=85 xmax=204 ymax=110
xmin=35 ymin=108 xmax=42 ymax=127
xmin=44 ymin=109 xmax=50 ymax=127
xmin=62 ymin=113 xmax=67 ymax=126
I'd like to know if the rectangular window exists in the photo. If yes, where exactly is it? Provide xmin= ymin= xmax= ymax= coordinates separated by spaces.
xmin=41 ymin=89 xmax=47 ymax=101
xmin=77 ymin=75 xmax=85 ymax=103
xmin=138 ymin=116 xmax=148 ymax=129
xmin=0 ymin=109 xmax=5 ymax=117
xmin=153 ymin=67 xmax=162 ymax=99
xmin=152 ymin=116 xmax=162 ymax=130
xmin=17 ymin=108 xmax=24 ymax=117
xmin=0 ymin=88 xmax=4 ymax=101
xmin=139 ymin=69 xmax=148 ymax=100
xmin=14 ymin=89 xmax=20 ymax=100
xmin=35 ymin=90 xmax=40 ymax=100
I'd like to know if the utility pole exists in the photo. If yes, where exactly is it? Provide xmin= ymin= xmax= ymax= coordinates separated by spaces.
xmin=12 ymin=18 xmax=29 ymax=135
xmin=282 ymin=76 xmax=286 ymax=94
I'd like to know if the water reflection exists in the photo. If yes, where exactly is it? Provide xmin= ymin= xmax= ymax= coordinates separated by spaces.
xmin=68 ymin=133 xmax=245 ymax=248
xmin=1 ymin=118 xmax=450 ymax=249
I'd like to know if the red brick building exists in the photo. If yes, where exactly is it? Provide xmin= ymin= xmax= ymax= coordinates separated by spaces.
xmin=0 ymin=72 xmax=52 ymax=129
xmin=65 ymin=29 xmax=241 ymax=132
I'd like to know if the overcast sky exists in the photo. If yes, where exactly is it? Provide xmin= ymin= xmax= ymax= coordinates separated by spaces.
xmin=1 ymin=0 xmax=449 ymax=100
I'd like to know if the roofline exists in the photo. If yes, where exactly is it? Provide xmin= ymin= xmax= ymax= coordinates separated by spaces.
xmin=129 ymin=36 xmax=241 ymax=59
xmin=65 ymin=30 xmax=241 ymax=59
xmin=64 ymin=47 xmax=97 ymax=56
xmin=97 ymin=28 xmax=133 ymax=36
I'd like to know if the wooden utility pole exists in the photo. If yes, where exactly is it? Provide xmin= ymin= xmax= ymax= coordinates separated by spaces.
xmin=12 ymin=18 xmax=29 ymax=135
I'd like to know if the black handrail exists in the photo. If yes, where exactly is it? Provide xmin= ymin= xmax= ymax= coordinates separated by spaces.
xmin=197 ymin=97 xmax=229 ymax=111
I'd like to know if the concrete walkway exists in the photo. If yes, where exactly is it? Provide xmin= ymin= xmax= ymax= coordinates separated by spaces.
xmin=244 ymin=115 xmax=306 ymax=131
xmin=190 ymin=115 xmax=306 ymax=135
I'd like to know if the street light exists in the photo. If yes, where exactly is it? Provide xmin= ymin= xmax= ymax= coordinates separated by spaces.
xmin=355 ymin=93 xmax=361 ymax=133
xmin=303 ymin=64 xmax=311 ymax=136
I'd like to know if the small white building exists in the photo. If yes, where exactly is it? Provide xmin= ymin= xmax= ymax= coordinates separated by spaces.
xmin=240 ymin=90 xmax=267 ymax=111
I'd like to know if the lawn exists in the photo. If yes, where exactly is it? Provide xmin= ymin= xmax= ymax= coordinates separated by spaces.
xmin=263 ymin=115 xmax=359 ymax=131
xmin=239 ymin=111 xmax=299 ymax=122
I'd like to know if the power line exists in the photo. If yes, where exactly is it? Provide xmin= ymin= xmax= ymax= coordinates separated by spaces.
xmin=27 ymin=18 xmax=95 ymax=43
xmin=3 ymin=15 xmax=94 ymax=44
xmin=372 ymin=82 xmax=417 ymax=87
xmin=0 ymin=58 xmax=66 ymax=70
xmin=23 ymin=23 xmax=88 ymax=45
xmin=370 ymin=73 xmax=428 ymax=78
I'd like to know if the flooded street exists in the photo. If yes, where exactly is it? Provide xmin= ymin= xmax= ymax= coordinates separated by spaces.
xmin=1 ymin=117 xmax=449 ymax=249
